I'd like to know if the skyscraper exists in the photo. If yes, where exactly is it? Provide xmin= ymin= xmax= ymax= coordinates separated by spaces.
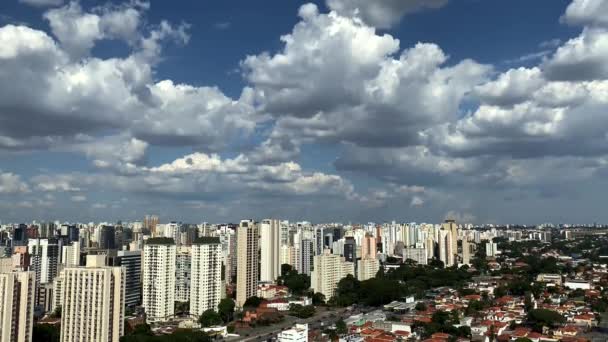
xmin=360 ymin=235 xmax=376 ymax=259
xmin=28 ymin=238 xmax=59 ymax=285
xmin=357 ymin=257 xmax=379 ymax=281
xmin=343 ymin=237 xmax=356 ymax=263
xmin=442 ymin=220 xmax=458 ymax=261
xmin=190 ymin=237 xmax=222 ymax=317
xmin=116 ymin=250 xmax=142 ymax=308
xmin=0 ymin=271 xmax=35 ymax=342
xmin=439 ymin=230 xmax=454 ymax=267
xmin=236 ymin=220 xmax=258 ymax=308
xmin=60 ymin=255 xmax=124 ymax=342
xmin=143 ymin=238 xmax=176 ymax=323
xmin=143 ymin=215 xmax=159 ymax=236
xmin=260 ymin=219 xmax=280 ymax=282
xmin=99 ymin=225 xmax=116 ymax=250
xmin=462 ymin=240 xmax=471 ymax=265
xmin=298 ymin=239 xmax=313 ymax=276
xmin=175 ymin=246 xmax=191 ymax=303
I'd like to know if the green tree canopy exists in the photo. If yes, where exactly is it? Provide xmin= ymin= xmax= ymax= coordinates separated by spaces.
xmin=217 ymin=298 xmax=235 ymax=323
xmin=198 ymin=310 xmax=223 ymax=327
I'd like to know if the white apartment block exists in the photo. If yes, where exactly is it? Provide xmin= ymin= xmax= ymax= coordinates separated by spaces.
xmin=190 ymin=237 xmax=222 ymax=317
xmin=277 ymin=323 xmax=308 ymax=342
xmin=0 ymin=271 xmax=36 ymax=342
xmin=175 ymin=246 xmax=191 ymax=303
xmin=143 ymin=238 xmax=176 ymax=323
xmin=236 ymin=220 xmax=259 ymax=308
xmin=260 ymin=219 xmax=280 ymax=282
xmin=311 ymin=250 xmax=354 ymax=300
xmin=357 ymin=257 xmax=379 ymax=281
xmin=403 ymin=248 xmax=428 ymax=265
xmin=59 ymin=255 xmax=124 ymax=342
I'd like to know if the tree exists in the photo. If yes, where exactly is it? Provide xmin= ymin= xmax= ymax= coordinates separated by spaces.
xmin=335 ymin=319 xmax=347 ymax=335
xmin=332 ymin=275 xmax=360 ymax=307
xmin=289 ymin=304 xmax=316 ymax=318
xmin=527 ymin=309 xmax=566 ymax=332
xmin=198 ymin=309 xmax=223 ymax=327
xmin=243 ymin=296 xmax=263 ymax=309
xmin=281 ymin=264 xmax=293 ymax=277
xmin=312 ymin=292 xmax=326 ymax=306
xmin=218 ymin=298 xmax=235 ymax=323
xmin=33 ymin=324 xmax=60 ymax=342
xmin=514 ymin=338 xmax=533 ymax=342
xmin=50 ymin=306 xmax=61 ymax=318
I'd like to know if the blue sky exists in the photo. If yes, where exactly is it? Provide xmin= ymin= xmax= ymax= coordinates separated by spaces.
xmin=0 ymin=0 xmax=607 ymax=224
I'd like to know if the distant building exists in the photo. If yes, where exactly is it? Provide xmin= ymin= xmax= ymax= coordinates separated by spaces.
xmin=311 ymin=250 xmax=354 ymax=299
xmin=0 ymin=271 xmax=36 ymax=342
xmin=190 ymin=237 xmax=222 ymax=317
xmin=116 ymin=250 xmax=142 ymax=308
xmin=438 ymin=230 xmax=454 ymax=267
xmin=298 ymin=239 xmax=313 ymax=276
xmin=485 ymin=242 xmax=498 ymax=257
xmin=143 ymin=238 xmax=176 ymax=323
xmin=403 ymin=248 xmax=428 ymax=265
xmin=260 ymin=219 xmax=280 ymax=282
xmin=357 ymin=257 xmax=379 ymax=281
xmin=462 ymin=240 xmax=471 ymax=266
xmin=175 ymin=246 xmax=191 ymax=303
xmin=60 ymin=255 xmax=124 ymax=342
xmin=236 ymin=220 xmax=259 ymax=308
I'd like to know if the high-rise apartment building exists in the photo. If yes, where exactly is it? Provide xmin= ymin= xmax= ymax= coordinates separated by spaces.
xmin=403 ymin=248 xmax=428 ymax=265
xmin=442 ymin=220 xmax=458 ymax=261
xmin=311 ymin=250 xmax=354 ymax=300
xmin=357 ymin=257 xmax=379 ymax=281
xmin=462 ymin=240 xmax=471 ymax=265
xmin=0 ymin=271 xmax=35 ymax=342
xmin=360 ymin=235 xmax=376 ymax=259
xmin=439 ymin=230 xmax=454 ymax=267
xmin=28 ymin=238 xmax=59 ymax=285
xmin=236 ymin=220 xmax=259 ymax=308
xmin=143 ymin=238 xmax=176 ymax=323
xmin=190 ymin=237 xmax=222 ymax=317
xmin=143 ymin=215 xmax=159 ymax=236
xmin=116 ymin=250 xmax=142 ymax=308
xmin=298 ymin=239 xmax=313 ymax=276
xmin=59 ymin=255 xmax=124 ymax=342
xmin=175 ymin=246 xmax=191 ymax=303
xmin=260 ymin=219 xmax=280 ymax=282
xmin=485 ymin=242 xmax=498 ymax=257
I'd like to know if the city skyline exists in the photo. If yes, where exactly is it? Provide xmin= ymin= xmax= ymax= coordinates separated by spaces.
xmin=2 ymin=0 xmax=608 ymax=224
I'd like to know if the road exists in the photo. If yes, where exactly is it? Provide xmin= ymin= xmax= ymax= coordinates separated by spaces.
xmin=226 ymin=307 xmax=352 ymax=342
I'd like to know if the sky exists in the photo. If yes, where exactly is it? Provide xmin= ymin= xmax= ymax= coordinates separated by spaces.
xmin=0 ymin=0 xmax=607 ymax=224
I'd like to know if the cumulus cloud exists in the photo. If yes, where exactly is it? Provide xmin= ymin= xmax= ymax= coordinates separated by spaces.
xmin=0 ymin=173 xmax=30 ymax=194
xmin=562 ymin=0 xmax=608 ymax=28
xmin=243 ymin=7 xmax=490 ymax=148
xmin=326 ymin=0 xmax=448 ymax=29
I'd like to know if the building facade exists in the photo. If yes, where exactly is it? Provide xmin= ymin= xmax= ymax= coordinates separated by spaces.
xmin=236 ymin=220 xmax=259 ymax=308
xmin=190 ymin=237 xmax=222 ymax=317
xmin=311 ymin=250 xmax=354 ymax=300
xmin=143 ymin=238 xmax=176 ymax=323
xmin=0 ymin=271 xmax=35 ymax=342
xmin=260 ymin=219 xmax=280 ymax=282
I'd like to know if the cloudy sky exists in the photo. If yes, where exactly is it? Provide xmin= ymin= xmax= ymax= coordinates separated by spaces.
xmin=1 ymin=0 xmax=607 ymax=224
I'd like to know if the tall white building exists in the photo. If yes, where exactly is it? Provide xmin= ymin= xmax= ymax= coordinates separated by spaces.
xmin=311 ymin=250 xmax=354 ymax=300
xmin=260 ymin=219 xmax=280 ymax=282
xmin=403 ymin=248 xmax=428 ymax=265
xmin=0 ymin=271 xmax=36 ymax=342
xmin=357 ymin=257 xmax=379 ymax=281
xmin=439 ymin=230 xmax=454 ymax=267
xmin=175 ymin=246 xmax=191 ymax=303
xmin=28 ymin=238 xmax=59 ymax=284
xmin=190 ymin=237 xmax=222 ymax=317
xmin=485 ymin=242 xmax=498 ymax=257
xmin=462 ymin=240 xmax=471 ymax=265
xmin=143 ymin=238 xmax=176 ymax=323
xmin=60 ymin=255 xmax=125 ymax=342
xmin=61 ymin=241 xmax=80 ymax=268
xmin=236 ymin=220 xmax=259 ymax=308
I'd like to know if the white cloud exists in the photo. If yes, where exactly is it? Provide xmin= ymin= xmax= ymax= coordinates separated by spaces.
xmin=32 ymin=174 xmax=80 ymax=192
xmin=0 ymin=172 xmax=30 ymax=194
xmin=71 ymin=195 xmax=87 ymax=202
xmin=326 ymin=0 xmax=448 ymax=29
xmin=562 ymin=0 xmax=608 ymax=28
